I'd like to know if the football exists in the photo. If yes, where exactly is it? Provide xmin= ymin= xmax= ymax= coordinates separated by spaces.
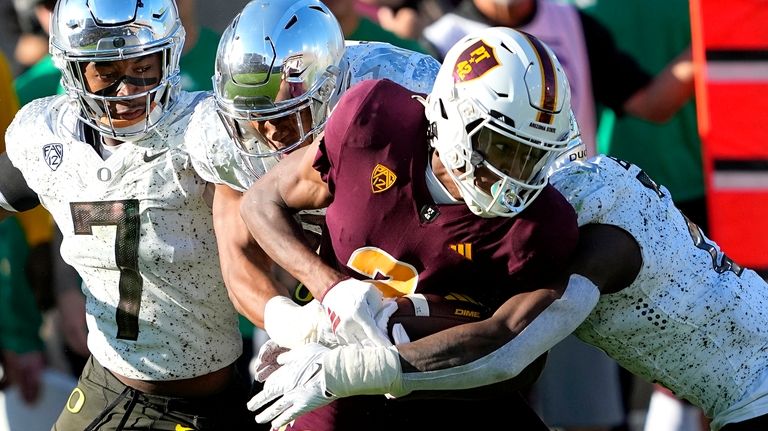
xmin=386 ymin=293 xmax=491 ymax=342
xmin=388 ymin=293 xmax=548 ymax=400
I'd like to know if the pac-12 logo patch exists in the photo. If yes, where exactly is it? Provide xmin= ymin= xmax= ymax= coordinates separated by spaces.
xmin=453 ymin=40 xmax=500 ymax=83
xmin=371 ymin=163 xmax=397 ymax=193
xmin=43 ymin=143 xmax=63 ymax=171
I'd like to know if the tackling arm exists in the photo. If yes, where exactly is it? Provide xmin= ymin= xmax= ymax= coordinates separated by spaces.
xmin=212 ymin=184 xmax=287 ymax=327
xmin=240 ymin=139 xmax=340 ymax=301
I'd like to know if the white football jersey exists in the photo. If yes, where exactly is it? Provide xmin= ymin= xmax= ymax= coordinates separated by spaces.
xmin=5 ymin=92 xmax=242 ymax=381
xmin=186 ymin=41 xmax=440 ymax=191
xmin=550 ymin=156 xmax=768 ymax=427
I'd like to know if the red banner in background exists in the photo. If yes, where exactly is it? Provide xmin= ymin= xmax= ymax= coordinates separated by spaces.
xmin=691 ymin=0 xmax=768 ymax=270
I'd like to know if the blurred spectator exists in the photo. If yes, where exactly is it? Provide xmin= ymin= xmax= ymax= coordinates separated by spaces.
xmin=0 ymin=0 xmax=24 ymax=76
xmin=422 ymin=0 xmax=694 ymax=156
xmin=0 ymin=50 xmax=46 ymax=406
xmin=356 ymin=0 xmax=459 ymax=41
xmin=11 ymin=0 xmax=48 ymax=71
xmin=582 ymin=0 xmax=707 ymax=234
xmin=13 ymin=0 xmax=57 ymax=113
xmin=578 ymin=0 xmax=708 ymax=428
xmin=176 ymin=0 xmax=221 ymax=91
xmin=324 ymin=0 xmax=433 ymax=54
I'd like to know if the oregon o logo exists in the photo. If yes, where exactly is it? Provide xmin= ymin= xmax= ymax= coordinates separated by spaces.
xmin=97 ymin=167 xmax=112 ymax=182
xmin=66 ymin=387 xmax=86 ymax=413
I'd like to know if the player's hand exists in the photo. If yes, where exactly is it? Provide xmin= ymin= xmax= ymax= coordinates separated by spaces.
xmin=249 ymin=342 xmax=408 ymax=428
xmin=248 ymin=343 xmax=337 ymax=429
xmin=320 ymin=278 xmax=394 ymax=347
xmin=2 ymin=350 xmax=44 ymax=404
xmin=253 ymin=339 xmax=289 ymax=383
xmin=264 ymin=297 xmax=338 ymax=349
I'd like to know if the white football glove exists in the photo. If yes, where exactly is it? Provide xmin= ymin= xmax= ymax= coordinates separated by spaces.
xmin=320 ymin=278 xmax=395 ymax=347
xmin=248 ymin=342 xmax=408 ymax=429
xmin=253 ymin=339 xmax=289 ymax=383
xmin=264 ymin=296 xmax=338 ymax=349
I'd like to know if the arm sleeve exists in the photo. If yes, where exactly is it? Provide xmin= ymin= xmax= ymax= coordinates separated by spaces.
xmin=398 ymin=274 xmax=600 ymax=393
xmin=0 ymin=153 xmax=40 ymax=212
xmin=581 ymin=12 xmax=652 ymax=115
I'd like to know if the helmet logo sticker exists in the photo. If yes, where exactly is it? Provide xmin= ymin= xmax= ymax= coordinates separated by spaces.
xmin=521 ymin=32 xmax=558 ymax=125
xmin=43 ymin=143 xmax=63 ymax=171
xmin=453 ymin=40 xmax=500 ymax=83
xmin=371 ymin=163 xmax=397 ymax=193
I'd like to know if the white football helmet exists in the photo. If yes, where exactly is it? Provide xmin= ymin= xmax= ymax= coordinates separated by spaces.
xmin=547 ymin=111 xmax=587 ymax=177
xmin=49 ymin=0 xmax=185 ymax=140
xmin=213 ymin=0 xmax=345 ymax=177
xmin=425 ymin=27 xmax=576 ymax=217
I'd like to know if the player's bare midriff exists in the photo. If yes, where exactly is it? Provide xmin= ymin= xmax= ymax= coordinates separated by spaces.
xmin=110 ymin=365 xmax=234 ymax=397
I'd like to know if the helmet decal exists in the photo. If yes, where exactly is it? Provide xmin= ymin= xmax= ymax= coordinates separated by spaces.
xmin=521 ymin=32 xmax=559 ymax=125
xmin=453 ymin=40 xmax=500 ymax=83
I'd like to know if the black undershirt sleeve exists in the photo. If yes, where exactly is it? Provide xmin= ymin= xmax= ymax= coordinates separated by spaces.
xmin=579 ymin=11 xmax=653 ymax=116
xmin=0 ymin=152 xmax=41 ymax=211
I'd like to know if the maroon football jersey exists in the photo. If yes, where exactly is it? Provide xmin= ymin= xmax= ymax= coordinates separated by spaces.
xmin=293 ymin=79 xmax=576 ymax=431
xmin=313 ymin=78 xmax=579 ymax=309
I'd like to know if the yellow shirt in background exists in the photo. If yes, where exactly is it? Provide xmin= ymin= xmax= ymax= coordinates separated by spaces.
xmin=1 ymin=52 xmax=53 ymax=246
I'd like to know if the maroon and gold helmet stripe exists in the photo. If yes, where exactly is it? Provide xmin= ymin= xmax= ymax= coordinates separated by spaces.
xmin=521 ymin=32 xmax=558 ymax=125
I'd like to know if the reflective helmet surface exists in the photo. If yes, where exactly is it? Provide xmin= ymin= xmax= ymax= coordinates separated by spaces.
xmin=213 ymin=0 xmax=345 ymax=177
xmin=50 ymin=0 xmax=185 ymax=140
xmin=425 ymin=27 xmax=575 ymax=218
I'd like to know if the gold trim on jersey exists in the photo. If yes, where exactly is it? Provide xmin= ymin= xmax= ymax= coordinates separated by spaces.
xmin=449 ymin=243 xmax=473 ymax=260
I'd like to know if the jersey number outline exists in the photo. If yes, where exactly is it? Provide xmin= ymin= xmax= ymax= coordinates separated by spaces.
xmin=608 ymin=156 xmax=743 ymax=277
xmin=71 ymin=200 xmax=142 ymax=340
xmin=347 ymin=247 xmax=418 ymax=297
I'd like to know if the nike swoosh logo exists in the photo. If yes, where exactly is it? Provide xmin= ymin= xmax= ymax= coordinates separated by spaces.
xmin=175 ymin=425 xmax=194 ymax=431
xmin=143 ymin=149 xmax=169 ymax=163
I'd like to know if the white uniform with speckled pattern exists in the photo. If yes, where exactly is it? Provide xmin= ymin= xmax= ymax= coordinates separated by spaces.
xmin=550 ymin=155 xmax=768 ymax=429
xmin=5 ymin=92 xmax=242 ymax=381
xmin=185 ymin=41 xmax=440 ymax=191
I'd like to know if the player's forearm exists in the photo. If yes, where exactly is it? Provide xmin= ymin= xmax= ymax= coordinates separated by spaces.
xmin=213 ymin=185 xmax=286 ymax=327
xmin=624 ymin=47 xmax=694 ymax=122
xmin=395 ymin=275 xmax=600 ymax=392
xmin=241 ymin=174 xmax=341 ymax=301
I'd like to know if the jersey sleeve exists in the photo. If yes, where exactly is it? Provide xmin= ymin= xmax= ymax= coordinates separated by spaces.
xmin=185 ymin=96 xmax=256 ymax=192
xmin=549 ymin=158 xmax=620 ymax=227
xmin=314 ymin=79 xmax=424 ymax=194
xmin=4 ymin=96 xmax=59 ymax=199
xmin=0 ymin=153 xmax=39 ymax=211
xmin=506 ymin=184 xmax=580 ymax=284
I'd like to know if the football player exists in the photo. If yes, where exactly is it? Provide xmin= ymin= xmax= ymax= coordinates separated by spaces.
xmin=183 ymin=0 xmax=441 ymax=344
xmin=247 ymin=38 xmax=768 ymax=431
xmin=240 ymin=27 xmax=600 ymax=429
xmin=0 ymin=0 xmax=255 ymax=429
